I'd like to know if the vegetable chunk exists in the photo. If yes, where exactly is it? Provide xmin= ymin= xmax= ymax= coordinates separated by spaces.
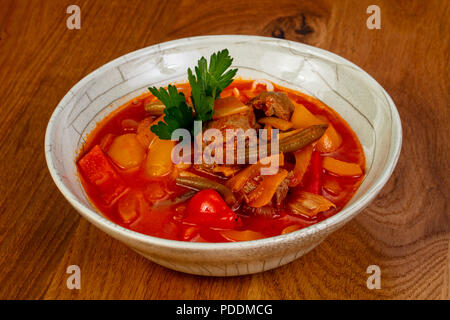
xmin=288 ymin=191 xmax=336 ymax=217
xmin=213 ymin=96 xmax=250 ymax=119
xmin=107 ymin=133 xmax=146 ymax=169
xmin=144 ymin=138 xmax=175 ymax=177
xmin=117 ymin=190 xmax=149 ymax=223
xmin=78 ymin=145 xmax=128 ymax=205
xmin=220 ymin=230 xmax=264 ymax=241
xmin=323 ymin=157 xmax=363 ymax=177
xmin=247 ymin=169 xmax=289 ymax=208
xmin=290 ymin=145 xmax=313 ymax=187
xmin=185 ymin=189 xmax=240 ymax=229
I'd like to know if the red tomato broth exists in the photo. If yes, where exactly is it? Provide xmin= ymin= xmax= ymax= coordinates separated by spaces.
xmin=77 ymin=80 xmax=365 ymax=242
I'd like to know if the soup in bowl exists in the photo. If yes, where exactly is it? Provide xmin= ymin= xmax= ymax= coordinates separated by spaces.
xmin=45 ymin=36 xmax=401 ymax=276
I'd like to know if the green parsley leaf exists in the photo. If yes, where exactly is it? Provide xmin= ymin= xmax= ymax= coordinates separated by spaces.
xmin=149 ymin=85 xmax=194 ymax=140
xmin=188 ymin=49 xmax=238 ymax=121
xmin=149 ymin=49 xmax=238 ymax=139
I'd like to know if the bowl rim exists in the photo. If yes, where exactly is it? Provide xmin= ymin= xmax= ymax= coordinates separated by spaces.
xmin=45 ymin=35 xmax=402 ymax=250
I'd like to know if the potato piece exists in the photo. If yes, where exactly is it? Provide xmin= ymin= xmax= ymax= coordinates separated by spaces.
xmin=107 ymin=133 xmax=145 ymax=169
xmin=144 ymin=138 xmax=175 ymax=177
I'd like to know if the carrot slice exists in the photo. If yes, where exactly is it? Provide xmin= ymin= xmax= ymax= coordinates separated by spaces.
xmin=226 ymin=153 xmax=284 ymax=193
xmin=323 ymin=157 xmax=363 ymax=177
xmin=290 ymin=102 xmax=324 ymax=129
xmin=290 ymin=145 xmax=313 ymax=187
xmin=316 ymin=122 xmax=342 ymax=153
xmin=78 ymin=145 xmax=128 ymax=205
xmin=247 ymin=169 xmax=288 ymax=208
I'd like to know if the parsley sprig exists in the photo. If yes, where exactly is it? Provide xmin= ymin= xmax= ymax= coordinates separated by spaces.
xmin=149 ymin=49 xmax=238 ymax=139
xmin=148 ymin=85 xmax=194 ymax=140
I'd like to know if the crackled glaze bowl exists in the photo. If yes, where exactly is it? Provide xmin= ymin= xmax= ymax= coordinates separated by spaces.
xmin=45 ymin=35 xmax=402 ymax=276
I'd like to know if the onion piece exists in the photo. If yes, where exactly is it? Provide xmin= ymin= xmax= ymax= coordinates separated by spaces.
xmin=288 ymin=191 xmax=336 ymax=217
xmin=251 ymin=79 xmax=274 ymax=91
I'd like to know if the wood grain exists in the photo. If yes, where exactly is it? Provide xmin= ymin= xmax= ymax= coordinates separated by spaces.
xmin=0 ymin=0 xmax=448 ymax=299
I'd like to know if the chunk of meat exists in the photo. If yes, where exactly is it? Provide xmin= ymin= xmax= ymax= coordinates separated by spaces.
xmin=239 ymin=171 xmax=292 ymax=215
xmin=205 ymin=108 xmax=256 ymax=134
xmin=275 ymin=171 xmax=293 ymax=206
xmin=194 ymin=109 xmax=256 ymax=175
xmin=247 ymin=91 xmax=294 ymax=120
xmin=247 ymin=169 xmax=288 ymax=207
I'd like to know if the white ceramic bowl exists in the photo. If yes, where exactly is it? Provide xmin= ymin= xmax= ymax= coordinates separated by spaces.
xmin=45 ymin=35 xmax=402 ymax=276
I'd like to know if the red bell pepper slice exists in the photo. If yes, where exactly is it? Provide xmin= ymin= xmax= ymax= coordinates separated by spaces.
xmin=78 ymin=145 xmax=128 ymax=205
xmin=305 ymin=150 xmax=322 ymax=194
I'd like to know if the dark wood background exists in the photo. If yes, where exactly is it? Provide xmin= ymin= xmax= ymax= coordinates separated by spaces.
xmin=0 ymin=0 xmax=448 ymax=299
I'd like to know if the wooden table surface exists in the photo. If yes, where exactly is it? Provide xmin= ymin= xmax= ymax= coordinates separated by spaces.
xmin=0 ymin=0 xmax=448 ymax=300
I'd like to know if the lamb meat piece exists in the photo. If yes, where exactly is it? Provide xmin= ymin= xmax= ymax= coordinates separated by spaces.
xmin=239 ymin=171 xmax=292 ymax=217
xmin=247 ymin=91 xmax=294 ymax=120
xmin=194 ymin=109 xmax=256 ymax=175
xmin=205 ymin=109 xmax=256 ymax=136
xmin=274 ymin=171 xmax=293 ymax=207
xmin=242 ymin=178 xmax=259 ymax=194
